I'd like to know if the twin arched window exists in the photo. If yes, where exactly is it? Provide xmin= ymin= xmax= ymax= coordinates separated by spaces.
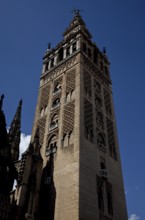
xmin=62 ymin=131 xmax=74 ymax=147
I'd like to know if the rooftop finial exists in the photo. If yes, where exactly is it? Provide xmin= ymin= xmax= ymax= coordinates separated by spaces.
xmin=72 ymin=8 xmax=83 ymax=16
xmin=0 ymin=94 xmax=4 ymax=111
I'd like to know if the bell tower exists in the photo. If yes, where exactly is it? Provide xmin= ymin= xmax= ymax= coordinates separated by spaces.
xmin=28 ymin=11 xmax=128 ymax=220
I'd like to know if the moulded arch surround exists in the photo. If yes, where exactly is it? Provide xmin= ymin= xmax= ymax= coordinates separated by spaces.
xmin=51 ymin=114 xmax=59 ymax=123
xmin=48 ymin=134 xmax=57 ymax=146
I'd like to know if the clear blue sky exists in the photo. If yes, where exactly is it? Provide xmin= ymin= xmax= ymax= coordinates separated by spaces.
xmin=0 ymin=1 xmax=145 ymax=219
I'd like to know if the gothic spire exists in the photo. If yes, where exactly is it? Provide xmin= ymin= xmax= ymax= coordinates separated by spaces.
xmin=9 ymin=99 xmax=22 ymax=161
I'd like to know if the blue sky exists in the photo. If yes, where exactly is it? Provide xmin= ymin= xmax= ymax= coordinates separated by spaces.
xmin=0 ymin=1 xmax=145 ymax=219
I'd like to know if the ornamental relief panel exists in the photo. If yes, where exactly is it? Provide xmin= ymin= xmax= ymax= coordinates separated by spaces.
xmin=84 ymin=70 xmax=92 ymax=99
xmin=62 ymin=101 xmax=75 ymax=135
xmin=66 ymin=68 xmax=76 ymax=94
xmin=84 ymin=98 xmax=93 ymax=142
xmin=39 ymin=85 xmax=50 ymax=109
xmin=83 ymin=56 xmax=111 ymax=86
xmin=37 ymin=116 xmax=46 ymax=145
xmin=103 ymin=89 xmax=112 ymax=118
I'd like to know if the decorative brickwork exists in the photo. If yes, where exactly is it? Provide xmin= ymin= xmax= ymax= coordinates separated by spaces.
xmin=66 ymin=69 xmax=76 ymax=94
xmin=104 ymin=89 xmax=112 ymax=118
xmin=83 ymin=56 xmax=111 ymax=86
xmin=84 ymin=99 xmax=93 ymax=141
xmin=94 ymin=79 xmax=101 ymax=95
xmin=63 ymin=101 xmax=75 ymax=135
xmin=106 ymin=118 xmax=117 ymax=160
xmin=38 ymin=116 xmax=46 ymax=145
xmin=84 ymin=70 xmax=92 ymax=98
xmin=40 ymin=85 xmax=50 ymax=109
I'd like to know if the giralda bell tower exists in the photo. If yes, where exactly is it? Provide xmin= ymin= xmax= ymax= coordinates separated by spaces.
xmin=30 ymin=10 xmax=128 ymax=220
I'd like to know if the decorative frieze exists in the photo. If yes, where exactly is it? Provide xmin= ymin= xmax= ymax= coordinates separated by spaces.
xmin=41 ymin=56 xmax=76 ymax=84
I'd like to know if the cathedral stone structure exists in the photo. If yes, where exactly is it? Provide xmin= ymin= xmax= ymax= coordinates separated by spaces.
xmin=0 ymin=11 xmax=128 ymax=220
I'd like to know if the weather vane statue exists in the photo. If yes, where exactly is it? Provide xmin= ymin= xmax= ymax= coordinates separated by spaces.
xmin=72 ymin=8 xmax=84 ymax=16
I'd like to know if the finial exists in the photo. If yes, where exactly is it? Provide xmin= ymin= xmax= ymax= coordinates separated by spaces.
xmin=72 ymin=8 xmax=84 ymax=16
xmin=0 ymin=94 xmax=4 ymax=111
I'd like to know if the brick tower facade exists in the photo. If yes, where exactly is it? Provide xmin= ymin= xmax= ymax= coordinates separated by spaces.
xmin=16 ymin=11 xmax=128 ymax=220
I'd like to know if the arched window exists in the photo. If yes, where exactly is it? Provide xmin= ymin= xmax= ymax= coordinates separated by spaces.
xmin=51 ymin=98 xmax=60 ymax=109
xmin=72 ymin=42 xmax=77 ymax=52
xmin=40 ymin=108 xmax=44 ymax=117
xmin=53 ymin=83 xmax=61 ymax=95
xmin=45 ymin=62 xmax=49 ymax=71
xmin=44 ymin=105 xmax=48 ymax=114
xmin=50 ymin=58 xmax=54 ymax=68
xmin=49 ymin=114 xmax=59 ymax=130
xmin=66 ymin=93 xmax=71 ymax=102
xmin=63 ymin=133 xmax=68 ymax=147
xmin=71 ymin=90 xmax=75 ymax=100
xmin=58 ymin=47 xmax=64 ymax=62
xmin=66 ymin=46 xmax=70 ymax=56
xmin=68 ymin=131 xmax=74 ymax=146
xmin=46 ymin=135 xmax=57 ymax=156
